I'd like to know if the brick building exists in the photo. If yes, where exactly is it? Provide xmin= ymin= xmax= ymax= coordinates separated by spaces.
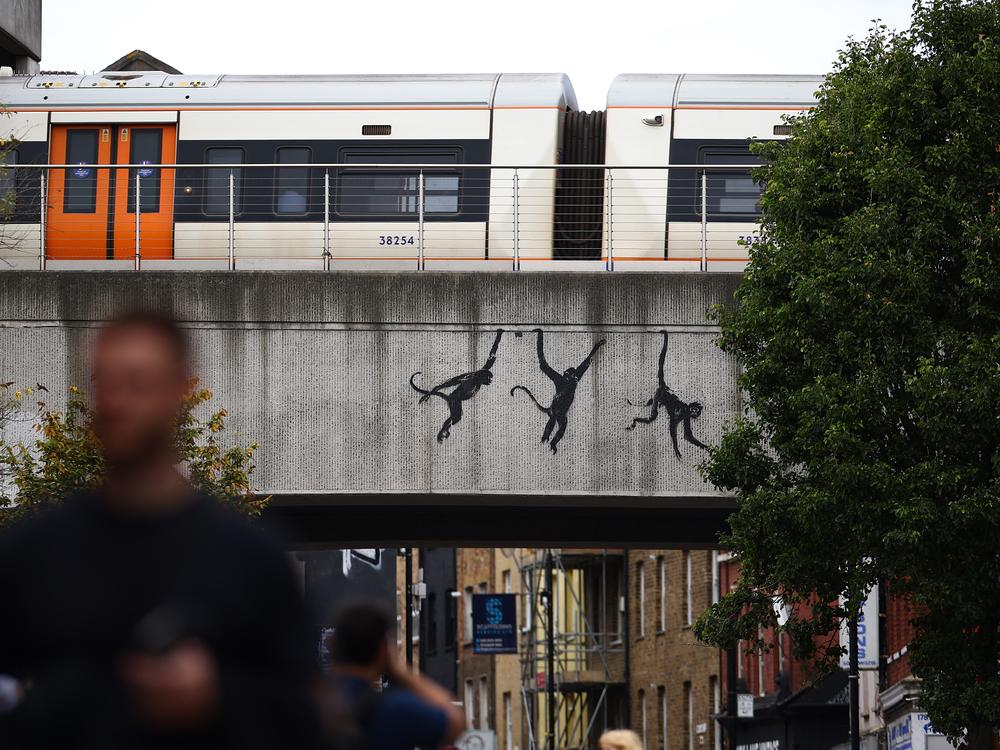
xmin=628 ymin=549 xmax=721 ymax=750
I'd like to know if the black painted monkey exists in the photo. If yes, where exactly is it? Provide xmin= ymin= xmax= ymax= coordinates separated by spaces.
xmin=410 ymin=329 xmax=504 ymax=443
xmin=511 ymin=329 xmax=606 ymax=454
xmin=626 ymin=331 xmax=708 ymax=458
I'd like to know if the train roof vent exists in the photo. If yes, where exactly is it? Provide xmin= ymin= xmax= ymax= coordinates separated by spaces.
xmin=82 ymin=72 xmax=168 ymax=88
xmin=362 ymin=124 xmax=392 ymax=136
xmin=773 ymin=124 xmax=793 ymax=136
xmin=28 ymin=74 xmax=86 ymax=89
xmin=160 ymin=75 xmax=223 ymax=88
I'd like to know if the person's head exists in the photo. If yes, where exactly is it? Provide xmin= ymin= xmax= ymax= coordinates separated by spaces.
xmin=92 ymin=311 xmax=190 ymax=472
xmin=599 ymin=729 xmax=643 ymax=750
xmin=329 ymin=600 xmax=394 ymax=673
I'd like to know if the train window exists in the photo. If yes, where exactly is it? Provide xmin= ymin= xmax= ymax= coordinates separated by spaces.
xmin=336 ymin=148 xmax=460 ymax=216
xmin=64 ymin=129 xmax=99 ymax=214
xmin=203 ymin=147 xmax=244 ymax=215
xmin=127 ymin=129 xmax=162 ymax=214
xmin=273 ymin=147 xmax=310 ymax=216
xmin=0 ymin=149 xmax=17 ymax=211
xmin=701 ymin=150 xmax=762 ymax=216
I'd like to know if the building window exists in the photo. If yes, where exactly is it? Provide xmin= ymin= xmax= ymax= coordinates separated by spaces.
xmin=463 ymin=586 xmax=474 ymax=643
xmin=684 ymin=681 xmax=693 ymax=750
xmin=614 ymin=566 xmax=625 ymax=643
xmin=711 ymin=551 xmax=720 ymax=605
xmin=336 ymin=148 xmax=461 ymax=216
xmin=127 ymin=129 xmax=162 ymax=214
xmin=503 ymin=569 xmax=512 ymax=594
xmin=658 ymin=555 xmax=667 ymax=633
xmin=64 ymin=129 xmax=99 ymax=214
xmin=274 ymin=146 xmax=311 ymax=215
xmin=639 ymin=690 xmax=648 ymax=750
xmin=204 ymin=147 xmax=244 ymax=215
xmin=637 ymin=561 xmax=646 ymax=638
xmin=504 ymin=691 xmax=514 ymax=750
xmin=445 ymin=588 xmax=457 ymax=650
xmin=711 ymin=676 xmax=721 ymax=750
xmin=465 ymin=679 xmax=475 ymax=726
xmin=659 ymin=686 xmax=669 ymax=750
xmin=757 ymin=628 xmax=766 ymax=697
xmin=0 ymin=148 xmax=18 ymax=210
xmin=684 ymin=551 xmax=693 ymax=627
xmin=479 ymin=675 xmax=489 ymax=730
xmin=478 ymin=581 xmax=488 ymax=595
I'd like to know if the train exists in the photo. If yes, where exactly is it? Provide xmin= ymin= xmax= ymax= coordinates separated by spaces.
xmin=0 ymin=71 xmax=821 ymax=271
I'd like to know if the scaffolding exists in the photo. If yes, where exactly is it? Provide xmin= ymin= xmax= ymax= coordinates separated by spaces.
xmin=515 ymin=549 xmax=627 ymax=750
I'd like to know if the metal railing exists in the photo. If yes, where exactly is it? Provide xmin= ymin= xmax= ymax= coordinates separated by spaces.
xmin=0 ymin=163 xmax=762 ymax=272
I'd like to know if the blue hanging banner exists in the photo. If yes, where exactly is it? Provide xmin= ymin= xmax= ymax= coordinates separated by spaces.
xmin=472 ymin=593 xmax=517 ymax=654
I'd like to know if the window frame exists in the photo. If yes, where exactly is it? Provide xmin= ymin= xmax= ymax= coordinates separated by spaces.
xmin=64 ymin=129 xmax=100 ymax=214
xmin=637 ymin=560 xmax=646 ymax=638
xmin=127 ymin=128 xmax=164 ymax=215
xmin=697 ymin=146 xmax=762 ymax=219
xmin=272 ymin=146 xmax=312 ymax=217
xmin=334 ymin=146 xmax=463 ymax=219
xmin=202 ymin=146 xmax=246 ymax=217
xmin=657 ymin=555 xmax=667 ymax=634
xmin=684 ymin=551 xmax=693 ymax=627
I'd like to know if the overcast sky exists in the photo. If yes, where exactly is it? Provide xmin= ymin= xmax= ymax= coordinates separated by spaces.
xmin=40 ymin=0 xmax=915 ymax=110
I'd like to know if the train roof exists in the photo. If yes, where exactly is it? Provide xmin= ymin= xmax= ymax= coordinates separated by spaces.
xmin=607 ymin=74 xmax=823 ymax=108
xmin=0 ymin=72 xmax=578 ymax=110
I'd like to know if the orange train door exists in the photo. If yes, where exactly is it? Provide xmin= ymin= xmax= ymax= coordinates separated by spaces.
xmin=112 ymin=125 xmax=176 ymax=259
xmin=47 ymin=124 xmax=176 ymax=260
xmin=45 ymin=126 xmax=114 ymax=259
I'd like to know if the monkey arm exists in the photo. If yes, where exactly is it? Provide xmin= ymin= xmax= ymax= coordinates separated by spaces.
xmin=657 ymin=331 xmax=669 ymax=388
xmin=482 ymin=329 xmax=504 ymax=370
xmin=575 ymin=339 xmax=606 ymax=377
xmin=683 ymin=418 xmax=709 ymax=450
xmin=535 ymin=329 xmax=560 ymax=381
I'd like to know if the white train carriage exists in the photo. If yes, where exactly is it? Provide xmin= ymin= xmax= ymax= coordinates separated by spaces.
xmin=605 ymin=74 xmax=822 ymax=271
xmin=0 ymin=71 xmax=575 ymax=269
xmin=0 ymin=70 xmax=822 ymax=271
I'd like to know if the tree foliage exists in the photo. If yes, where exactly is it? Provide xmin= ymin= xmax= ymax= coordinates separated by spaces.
xmin=693 ymin=1 xmax=1000 ymax=744
xmin=0 ymin=381 xmax=267 ymax=524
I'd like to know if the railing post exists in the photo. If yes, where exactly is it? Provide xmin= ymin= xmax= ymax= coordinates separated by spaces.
xmin=513 ymin=168 xmax=520 ymax=271
xmin=134 ymin=171 xmax=141 ymax=271
xmin=606 ymin=169 xmax=614 ymax=272
xmin=700 ymin=170 xmax=708 ymax=272
xmin=323 ymin=169 xmax=331 ymax=271
xmin=417 ymin=169 xmax=425 ymax=271
xmin=228 ymin=169 xmax=235 ymax=270
xmin=38 ymin=171 xmax=46 ymax=270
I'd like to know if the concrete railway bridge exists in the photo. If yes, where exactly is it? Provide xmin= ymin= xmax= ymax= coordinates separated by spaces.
xmin=0 ymin=271 xmax=742 ymax=548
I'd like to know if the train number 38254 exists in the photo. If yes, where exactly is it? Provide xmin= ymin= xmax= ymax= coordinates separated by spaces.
xmin=378 ymin=235 xmax=416 ymax=246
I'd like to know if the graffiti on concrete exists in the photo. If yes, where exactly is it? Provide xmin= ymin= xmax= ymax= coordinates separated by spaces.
xmin=510 ymin=329 xmax=606 ymax=454
xmin=625 ymin=331 xmax=708 ymax=458
xmin=410 ymin=329 xmax=505 ymax=442
xmin=341 ymin=548 xmax=383 ymax=576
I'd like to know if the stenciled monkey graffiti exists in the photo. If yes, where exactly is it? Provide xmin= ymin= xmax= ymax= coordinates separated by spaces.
xmin=510 ymin=329 xmax=606 ymax=454
xmin=409 ymin=329 xmax=504 ymax=442
xmin=408 ymin=329 xmax=709 ymax=460
xmin=625 ymin=330 xmax=708 ymax=458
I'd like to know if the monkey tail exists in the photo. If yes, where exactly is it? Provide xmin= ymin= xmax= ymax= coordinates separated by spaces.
xmin=510 ymin=385 xmax=551 ymax=414
xmin=409 ymin=372 xmax=444 ymax=402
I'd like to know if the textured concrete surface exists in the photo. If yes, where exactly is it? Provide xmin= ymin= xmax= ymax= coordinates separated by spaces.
xmin=0 ymin=272 xmax=742 ymax=506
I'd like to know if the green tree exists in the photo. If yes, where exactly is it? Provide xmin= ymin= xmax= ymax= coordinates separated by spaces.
xmin=693 ymin=1 xmax=1000 ymax=746
xmin=0 ymin=381 xmax=267 ymax=524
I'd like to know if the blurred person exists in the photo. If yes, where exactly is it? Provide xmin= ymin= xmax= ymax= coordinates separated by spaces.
xmin=324 ymin=600 xmax=465 ymax=750
xmin=599 ymin=729 xmax=644 ymax=750
xmin=0 ymin=312 xmax=323 ymax=749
